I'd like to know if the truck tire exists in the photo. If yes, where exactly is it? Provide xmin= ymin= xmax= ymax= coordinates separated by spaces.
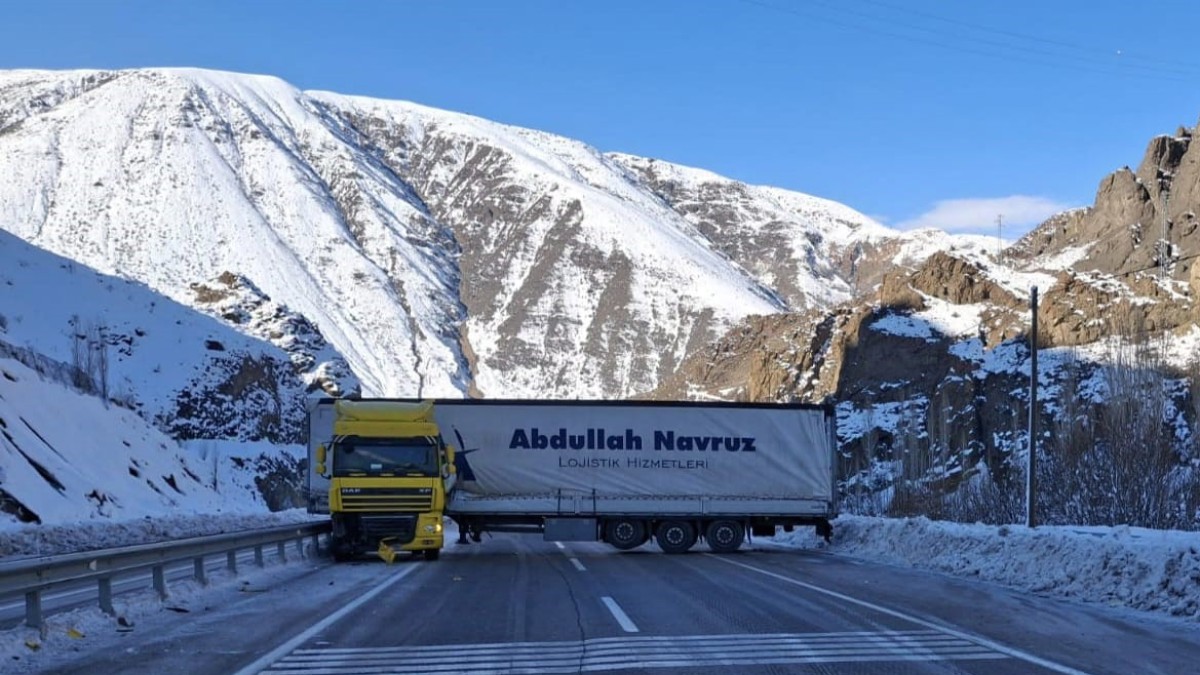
xmin=331 ymin=538 xmax=354 ymax=562
xmin=423 ymin=549 xmax=440 ymax=561
xmin=705 ymin=520 xmax=744 ymax=553
xmin=605 ymin=519 xmax=647 ymax=550
xmin=655 ymin=520 xmax=697 ymax=554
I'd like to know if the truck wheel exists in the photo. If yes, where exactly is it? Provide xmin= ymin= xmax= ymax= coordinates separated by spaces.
xmin=423 ymin=549 xmax=440 ymax=561
xmin=655 ymin=520 xmax=697 ymax=554
xmin=605 ymin=519 xmax=647 ymax=550
xmin=331 ymin=539 xmax=353 ymax=562
xmin=705 ymin=520 xmax=744 ymax=553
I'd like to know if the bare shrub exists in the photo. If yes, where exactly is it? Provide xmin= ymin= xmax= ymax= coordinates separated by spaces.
xmin=945 ymin=464 xmax=1025 ymax=525
xmin=886 ymin=397 xmax=946 ymax=518
xmin=1037 ymin=321 xmax=1199 ymax=530
xmin=68 ymin=315 xmax=109 ymax=403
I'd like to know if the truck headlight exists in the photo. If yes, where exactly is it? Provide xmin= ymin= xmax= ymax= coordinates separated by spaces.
xmin=424 ymin=523 xmax=442 ymax=534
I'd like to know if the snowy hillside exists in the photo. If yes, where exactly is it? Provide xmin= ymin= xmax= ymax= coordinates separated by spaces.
xmin=0 ymin=229 xmax=352 ymax=442
xmin=312 ymin=92 xmax=799 ymax=397
xmin=611 ymin=154 xmax=892 ymax=308
xmin=0 ymin=355 xmax=262 ymax=526
xmin=0 ymin=228 xmax=357 ymax=526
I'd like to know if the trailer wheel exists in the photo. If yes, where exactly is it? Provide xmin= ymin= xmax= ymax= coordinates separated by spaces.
xmin=606 ymin=519 xmax=647 ymax=550
xmin=655 ymin=520 xmax=697 ymax=554
xmin=705 ymin=520 xmax=744 ymax=553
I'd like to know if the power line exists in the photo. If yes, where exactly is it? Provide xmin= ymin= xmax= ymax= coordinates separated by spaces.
xmin=855 ymin=0 xmax=1200 ymax=72
xmin=736 ymin=0 xmax=1199 ymax=83
xmin=803 ymin=0 xmax=1200 ymax=78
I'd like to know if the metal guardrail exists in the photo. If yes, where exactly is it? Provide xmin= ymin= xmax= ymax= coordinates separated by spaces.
xmin=0 ymin=521 xmax=331 ymax=628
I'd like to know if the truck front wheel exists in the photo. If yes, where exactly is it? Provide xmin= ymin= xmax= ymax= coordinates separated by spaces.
xmin=655 ymin=520 xmax=697 ymax=554
xmin=605 ymin=519 xmax=647 ymax=550
xmin=705 ymin=520 xmax=744 ymax=553
xmin=423 ymin=549 xmax=441 ymax=561
xmin=331 ymin=537 xmax=355 ymax=562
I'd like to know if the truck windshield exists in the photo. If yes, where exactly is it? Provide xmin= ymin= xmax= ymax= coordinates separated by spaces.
xmin=332 ymin=437 xmax=438 ymax=476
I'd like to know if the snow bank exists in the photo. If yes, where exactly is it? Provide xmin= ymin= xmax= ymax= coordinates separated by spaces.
xmin=0 ymin=543 xmax=324 ymax=673
xmin=772 ymin=515 xmax=1200 ymax=621
xmin=0 ymin=510 xmax=322 ymax=560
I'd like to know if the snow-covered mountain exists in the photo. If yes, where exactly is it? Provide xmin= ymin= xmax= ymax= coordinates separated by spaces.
xmin=0 ymin=67 xmax=970 ymax=404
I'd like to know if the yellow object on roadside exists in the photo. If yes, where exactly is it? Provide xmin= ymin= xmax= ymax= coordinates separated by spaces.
xmin=377 ymin=538 xmax=397 ymax=565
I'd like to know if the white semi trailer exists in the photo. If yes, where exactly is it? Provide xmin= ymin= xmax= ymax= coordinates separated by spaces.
xmin=306 ymin=398 xmax=836 ymax=554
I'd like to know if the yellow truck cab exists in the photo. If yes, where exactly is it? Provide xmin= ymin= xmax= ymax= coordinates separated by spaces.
xmin=315 ymin=399 xmax=455 ymax=561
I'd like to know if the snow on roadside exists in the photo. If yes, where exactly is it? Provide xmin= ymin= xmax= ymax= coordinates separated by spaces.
xmin=0 ymin=510 xmax=323 ymax=560
xmin=0 ymin=547 xmax=325 ymax=673
xmin=771 ymin=515 xmax=1200 ymax=621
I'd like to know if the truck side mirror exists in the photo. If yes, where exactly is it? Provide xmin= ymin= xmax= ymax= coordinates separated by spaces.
xmin=445 ymin=445 xmax=457 ymax=474
xmin=316 ymin=444 xmax=327 ymax=476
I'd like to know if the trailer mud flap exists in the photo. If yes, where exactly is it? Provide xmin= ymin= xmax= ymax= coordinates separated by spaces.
xmin=544 ymin=518 xmax=598 ymax=542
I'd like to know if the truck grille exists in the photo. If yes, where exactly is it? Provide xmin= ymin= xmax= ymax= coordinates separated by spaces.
xmin=339 ymin=487 xmax=433 ymax=512
xmin=361 ymin=515 xmax=417 ymax=543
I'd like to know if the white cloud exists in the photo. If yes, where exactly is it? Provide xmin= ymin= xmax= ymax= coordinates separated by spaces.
xmin=895 ymin=196 xmax=1075 ymax=235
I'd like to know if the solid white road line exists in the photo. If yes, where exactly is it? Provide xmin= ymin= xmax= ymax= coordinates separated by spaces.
xmin=554 ymin=541 xmax=565 ymax=549
xmin=706 ymin=554 xmax=1093 ymax=675
xmin=569 ymin=557 xmax=587 ymax=571
xmin=231 ymin=564 xmax=421 ymax=675
xmin=600 ymin=596 xmax=639 ymax=633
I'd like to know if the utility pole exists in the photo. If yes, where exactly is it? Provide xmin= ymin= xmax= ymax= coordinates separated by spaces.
xmin=1160 ymin=186 xmax=1171 ymax=282
xmin=1026 ymin=286 xmax=1038 ymax=528
xmin=996 ymin=214 xmax=1003 ymax=261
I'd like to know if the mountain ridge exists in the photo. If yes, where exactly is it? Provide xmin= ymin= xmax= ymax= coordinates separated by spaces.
xmin=0 ymin=67 xmax=974 ymax=404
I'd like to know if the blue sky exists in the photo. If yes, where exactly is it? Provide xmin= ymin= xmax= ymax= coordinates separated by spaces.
xmin=4 ymin=1 xmax=1200 ymax=238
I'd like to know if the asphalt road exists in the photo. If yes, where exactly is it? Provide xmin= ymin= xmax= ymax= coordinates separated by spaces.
xmin=28 ymin=535 xmax=1200 ymax=674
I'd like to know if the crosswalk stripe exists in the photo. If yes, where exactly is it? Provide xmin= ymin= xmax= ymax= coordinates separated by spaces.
xmin=260 ymin=630 xmax=1007 ymax=674
xmin=286 ymin=634 xmax=976 ymax=663
xmin=262 ymin=653 xmax=1006 ymax=675
xmin=276 ymin=645 xmax=996 ymax=669
xmin=293 ymin=629 xmax=945 ymax=654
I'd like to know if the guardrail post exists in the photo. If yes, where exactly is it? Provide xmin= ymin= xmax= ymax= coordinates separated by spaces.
xmin=153 ymin=565 xmax=167 ymax=599
xmin=24 ymin=590 xmax=42 ymax=629
xmin=277 ymin=541 xmax=287 ymax=562
xmin=98 ymin=576 xmax=115 ymax=615
xmin=311 ymin=533 xmax=320 ymax=556
xmin=227 ymin=550 xmax=238 ymax=574
xmin=255 ymin=544 xmax=265 ymax=567
xmin=295 ymin=538 xmax=304 ymax=558
xmin=194 ymin=557 xmax=207 ymax=585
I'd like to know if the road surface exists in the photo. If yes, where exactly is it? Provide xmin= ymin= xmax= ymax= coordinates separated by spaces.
xmin=22 ymin=535 xmax=1200 ymax=674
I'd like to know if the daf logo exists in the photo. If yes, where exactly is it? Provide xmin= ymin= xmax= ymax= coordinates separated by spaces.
xmin=341 ymin=488 xmax=363 ymax=494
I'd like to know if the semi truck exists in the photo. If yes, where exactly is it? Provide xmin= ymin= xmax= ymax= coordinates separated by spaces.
xmin=305 ymin=398 xmax=836 ymax=559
